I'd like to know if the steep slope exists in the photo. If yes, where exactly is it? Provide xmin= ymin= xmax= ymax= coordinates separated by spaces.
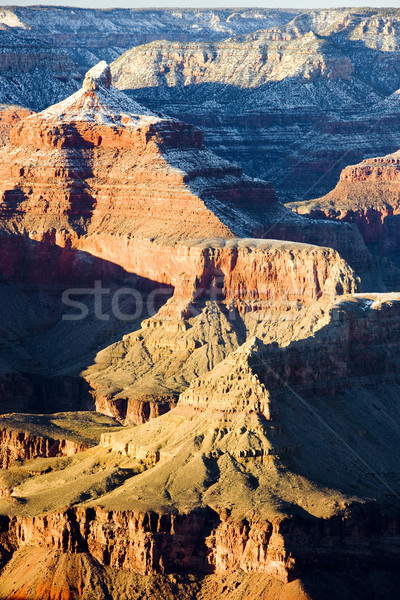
xmin=0 ymin=60 xmax=371 ymax=285
xmin=0 ymin=412 xmax=121 ymax=469
xmin=0 ymin=7 xmax=299 ymax=111
xmin=0 ymin=7 xmax=299 ymax=70
xmin=0 ymin=61 xmax=367 ymax=421
xmin=1 ymin=8 xmax=400 ymax=201
xmin=83 ymin=239 xmax=357 ymax=422
xmin=0 ymin=105 xmax=33 ymax=146
xmin=0 ymin=30 xmax=81 ymax=110
xmin=0 ymin=46 xmax=398 ymax=600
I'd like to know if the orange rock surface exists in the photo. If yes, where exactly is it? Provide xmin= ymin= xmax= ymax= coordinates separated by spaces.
xmin=0 ymin=105 xmax=33 ymax=146
xmin=290 ymin=150 xmax=400 ymax=255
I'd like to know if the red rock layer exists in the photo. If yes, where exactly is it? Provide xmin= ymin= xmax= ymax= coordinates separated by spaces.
xmin=0 ymin=62 xmax=371 ymax=295
xmin=0 ymin=106 xmax=33 ymax=147
xmin=0 ymin=64 xmax=276 ymax=245
xmin=0 ymin=428 xmax=88 ymax=469
xmin=290 ymin=150 xmax=400 ymax=255
xmin=0 ymin=504 xmax=397 ymax=585
xmin=92 ymin=392 xmax=177 ymax=425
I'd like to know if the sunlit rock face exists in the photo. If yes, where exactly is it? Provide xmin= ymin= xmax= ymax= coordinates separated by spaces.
xmin=290 ymin=150 xmax=400 ymax=256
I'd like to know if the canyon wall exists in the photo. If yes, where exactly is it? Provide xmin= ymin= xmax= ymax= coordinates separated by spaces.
xmin=290 ymin=150 xmax=400 ymax=257
xmin=0 ymin=500 xmax=398 ymax=585
xmin=0 ymin=429 xmax=88 ymax=469
xmin=0 ymin=8 xmax=399 ymax=201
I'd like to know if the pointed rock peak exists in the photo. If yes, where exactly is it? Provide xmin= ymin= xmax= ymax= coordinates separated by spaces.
xmin=83 ymin=61 xmax=111 ymax=92
xmin=25 ymin=59 xmax=173 ymax=131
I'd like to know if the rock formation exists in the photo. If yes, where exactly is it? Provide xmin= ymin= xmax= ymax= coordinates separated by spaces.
xmin=1 ymin=8 xmax=400 ymax=202
xmin=110 ymin=8 xmax=400 ymax=202
xmin=84 ymin=239 xmax=358 ymax=423
xmin=0 ymin=105 xmax=33 ymax=146
xmin=0 ymin=412 xmax=121 ymax=468
xmin=0 ymin=60 xmax=373 ymax=290
xmin=0 ymin=295 xmax=399 ymax=598
xmin=0 ymin=60 xmax=369 ymax=426
xmin=290 ymin=150 xmax=400 ymax=258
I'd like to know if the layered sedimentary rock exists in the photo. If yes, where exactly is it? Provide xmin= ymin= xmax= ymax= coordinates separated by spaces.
xmin=0 ymin=60 xmax=372 ymax=290
xmin=0 ymin=58 xmax=399 ymax=599
xmin=1 ymin=8 xmax=400 ymax=202
xmin=0 ymin=30 xmax=81 ymax=110
xmin=0 ymin=7 xmax=299 ymax=85
xmin=0 ymin=105 xmax=33 ymax=146
xmin=0 ymin=412 xmax=121 ymax=468
xmin=0 ymin=295 xmax=400 ymax=597
xmin=290 ymin=150 xmax=400 ymax=257
xmin=0 ymin=60 xmax=386 ymax=429
xmin=111 ymin=8 xmax=400 ymax=202
xmin=84 ymin=239 xmax=358 ymax=423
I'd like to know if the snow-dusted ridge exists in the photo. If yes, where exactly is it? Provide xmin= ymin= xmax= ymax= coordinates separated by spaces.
xmin=35 ymin=61 xmax=174 ymax=129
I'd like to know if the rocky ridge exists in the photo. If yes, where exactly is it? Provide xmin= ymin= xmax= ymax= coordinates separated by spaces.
xmin=1 ymin=8 xmax=400 ymax=202
xmin=0 ymin=412 xmax=121 ymax=469
xmin=0 ymin=295 xmax=400 ymax=597
xmin=110 ymin=8 xmax=400 ymax=202
xmin=289 ymin=149 xmax=400 ymax=258
xmin=0 ymin=61 xmax=370 ymax=285
xmin=0 ymin=61 xmax=371 ymax=421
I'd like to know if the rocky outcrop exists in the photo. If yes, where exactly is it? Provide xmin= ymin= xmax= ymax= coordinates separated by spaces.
xmin=0 ymin=61 xmax=367 ymax=428
xmin=84 ymin=239 xmax=359 ymax=423
xmin=0 ymin=8 xmax=298 ymax=82
xmin=0 ymin=429 xmax=87 ymax=469
xmin=0 ymin=412 xmax=121 ymax=468
xmin=289 ymin=150 xmax=400 ymax=256
xmin=1 ymin=8 xmax=400 ymax=202
xmin=0 ymin=62 xmax=373 ymax=292
xmin=0 ymin=295 xmax=399 ymax=595
xmin=0 ymin=501 xmax=396 ymax=585
xmin=0 ymin=15 xmax=399 ymax=600
xmin=0 ymin=105 xmax=33 ymax=146
xmin=92 ymin=392 xmax=178 ymax=425
xmin=110 ymin=8 xmax=400 ymax=203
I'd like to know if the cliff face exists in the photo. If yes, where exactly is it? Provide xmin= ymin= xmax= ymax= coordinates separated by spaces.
xmin=84 ymin=239 xmax=358 ymax=423
xmin=110 ymin=8 xmax=400 ymax=203
xmin=0 ymin=56 xmax=398 ymax=600
xmin=0 ymin=429 xmax=87 ymax=469
xmin=0 ymin=62 xmax=373 ymax=293
xmin=0 ymin=8 xmax=298 ymax=77
xmin=0 ymin=62 xmax=377 ymax=431
xmin=0 ymin=105 xmax=33 ymax=146
xmin=0 ymin=62 xmax=276 ymax=250
xmin=0 ymin=412 xmax=121 ymax=469
xmin=289 ymin=150 xmax=400 ymax=256
xmin=0 ymin=8 xmax=400 ymax=202
xmin=0 ymin=503 xmax=397 ymax=585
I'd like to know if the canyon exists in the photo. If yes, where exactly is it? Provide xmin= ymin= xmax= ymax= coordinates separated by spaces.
xmin=0 ymin=22 xmax=397 ymax=600
xmin=1 ymin=8 xmax=400 ymax=201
